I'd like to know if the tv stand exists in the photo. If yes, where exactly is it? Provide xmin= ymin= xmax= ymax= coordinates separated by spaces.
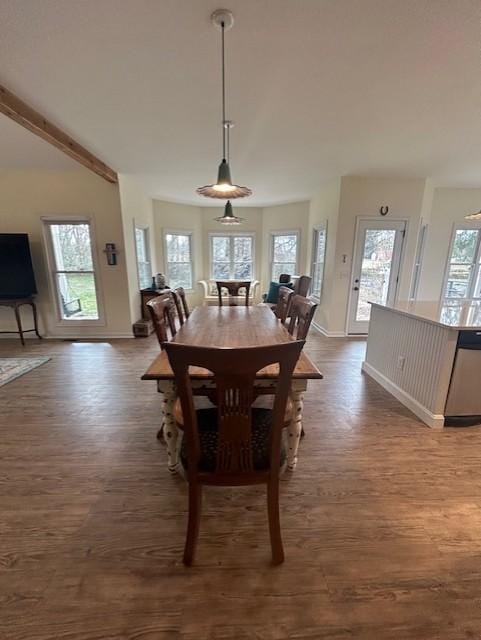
xmin=0 ymin=297 xmax=42 ymax=346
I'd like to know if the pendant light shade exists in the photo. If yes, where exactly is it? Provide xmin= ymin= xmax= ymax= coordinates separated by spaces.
xmin=214 ymin=200 xmax=245 ymax=225
xmin=196 ymin=10 xmax=252 ymax=200
xmin=465 ymin=210 xmax=481 ymax=221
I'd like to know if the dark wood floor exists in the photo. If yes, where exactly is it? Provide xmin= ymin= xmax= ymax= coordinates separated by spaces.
xmin=1 ymin=332 xmax=481 ymax=639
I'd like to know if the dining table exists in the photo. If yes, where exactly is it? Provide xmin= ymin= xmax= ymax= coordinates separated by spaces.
xmin=141 ymin=305 xmax=323 ymax=473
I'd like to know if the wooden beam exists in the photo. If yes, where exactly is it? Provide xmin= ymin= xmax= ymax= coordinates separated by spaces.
xmin=0 ymin=84 xmax=118 ymax=183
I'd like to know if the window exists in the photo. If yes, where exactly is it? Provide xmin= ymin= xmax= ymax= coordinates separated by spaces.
xmin=270 ymin=232 xmax=299 ymax=281
xmin=44 ymin=219 xmax=101 ymax=321
xmin=444 ymin=226 xmax=481 ymax=299
xmin=210 ymin=234 xmax=254 ymax=280
xmin=164 ymin=232 xmax=193 ymax=289
xmin=311 ymin=223 xmax=327 ymax=300
xmin=135 ymin=225 xmax=151 ymax=289
xmin=409 ymin=223 xmax=428 ymax=300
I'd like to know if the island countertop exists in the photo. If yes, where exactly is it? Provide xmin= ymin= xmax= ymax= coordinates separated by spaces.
xmin=370 ymin=300 xmax=481 ymax=330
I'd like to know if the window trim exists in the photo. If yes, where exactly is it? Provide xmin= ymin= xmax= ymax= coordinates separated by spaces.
xmin=442 ymin=222 xmax=481 ymax=301
xmin=310 ymin=223 xmax=327 ymax=301
xmin=269 ymin=230 xmax=300 ymax=282
xmin=134 ymin=222 xmax=152 ymax=290
xmin=42 ymin=215 xmax=105 ymax=326
xmin=209 ymin=231 xmax=255 ymax=281
xmin=409 ymin=222 xmax=428 ymax=300
xmin=163 ymin=229 xmax=195 ymax=292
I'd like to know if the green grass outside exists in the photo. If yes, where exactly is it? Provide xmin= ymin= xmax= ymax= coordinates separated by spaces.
xmin=66 ymin=274 xmax=99 ymax=318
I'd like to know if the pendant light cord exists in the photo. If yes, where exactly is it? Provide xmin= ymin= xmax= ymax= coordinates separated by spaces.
xmin=221 ymin=20 xmax=227 ymax=160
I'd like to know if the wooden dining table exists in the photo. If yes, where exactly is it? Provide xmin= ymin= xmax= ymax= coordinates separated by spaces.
xmin=141 ymin=305 xmax=323 ymax=473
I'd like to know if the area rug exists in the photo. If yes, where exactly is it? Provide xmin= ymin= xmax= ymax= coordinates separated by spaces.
xmin=0 ymin=357 xmax=51 ymax=387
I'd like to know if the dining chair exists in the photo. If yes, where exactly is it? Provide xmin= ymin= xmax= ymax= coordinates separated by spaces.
xmin=146 ymin=293 xmax=177 ymax=347
xmin=164 ymin=340 xmax=305 ymax=566
xmin=173 ymin=287 xmax=190 ymax=325
xmin=288 ymin=295 xmax=318 ymax=340
xmin=216 ymin=280 xmax=251 ymax=307
xmin=276 ymin=286 xmax=294 ymax=324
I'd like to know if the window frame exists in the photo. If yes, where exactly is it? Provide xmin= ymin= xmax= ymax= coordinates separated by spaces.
xmin=442 ymin=222 xmax=481 ymax=301
xmin=209 ymin=232 xmax=255 ymax=281
xmin=42 ymin=215 xmax=105 ymax=326
xmin=409 ymin=222 xmax=428 ymax=300
xmin=134 ymin=223 xmax=152 ymax=290
xmin=163 ymin=229 xmax=195 ymax=292
xmin=310 ymin=223 xmax=327 ymax=301
xmin=269 ymin=230 xmax=300 ymax=282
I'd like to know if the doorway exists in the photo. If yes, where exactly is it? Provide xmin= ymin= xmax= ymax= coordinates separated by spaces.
xmin=347 ymin=219 xmax=406 ymax=334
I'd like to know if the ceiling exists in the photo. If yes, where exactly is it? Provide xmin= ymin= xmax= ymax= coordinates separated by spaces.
xmin=0 ymin=0 xmax=480 ymax=206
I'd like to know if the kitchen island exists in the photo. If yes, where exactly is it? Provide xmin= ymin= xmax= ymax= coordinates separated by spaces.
xmin=362 ymin=300 xmax=481 ymax=428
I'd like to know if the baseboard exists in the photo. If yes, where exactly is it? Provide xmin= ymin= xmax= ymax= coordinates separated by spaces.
xmin=311 ymin=322 xmax=346 ymax=338
xmin=45 ymin=333 xmax=135 ymax=339
xmin=361 ymin=361 xmax=445 ymax=429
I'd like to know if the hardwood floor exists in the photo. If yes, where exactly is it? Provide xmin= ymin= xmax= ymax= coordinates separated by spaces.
xmin=1 ymin=332 xmax=481 ymax=639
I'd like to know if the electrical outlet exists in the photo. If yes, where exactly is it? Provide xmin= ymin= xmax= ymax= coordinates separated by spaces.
xmin=397 ymin=356 xmax=406 ymax=371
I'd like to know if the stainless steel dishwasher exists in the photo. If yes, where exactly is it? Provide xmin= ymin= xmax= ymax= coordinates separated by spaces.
xmin=445 ymin=330 xmax=481 ymax=425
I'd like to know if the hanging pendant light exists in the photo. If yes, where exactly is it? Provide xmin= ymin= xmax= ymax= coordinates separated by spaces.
xmin=214 ymin=200 xmax=245 ymax=225
xmin=465 ymin=210 xmax=481 ymax=220
xmin=196 ymin=9 xmax=252 ymax=200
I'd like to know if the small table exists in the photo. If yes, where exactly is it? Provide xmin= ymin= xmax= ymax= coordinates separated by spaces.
xmin=142 ymin=305 xmax=322 ymax=472
xmin=0 ymin=297 xmax=42 ymax=346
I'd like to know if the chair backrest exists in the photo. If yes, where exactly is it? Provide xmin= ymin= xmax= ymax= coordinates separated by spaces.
xmin=288 ymin=295 xmax=318 ymax=340
xmin=164 ymin=341 xmax=304 ymax=478
xmin=146 ymin=293 xmax=177 ymax=348
xmin=293 ymin=275 xmax=312 ymax=298
xmin=275 ymin=286 xmax=294 ymax=324
xmin=216 ymin=281 xmax=251 ymax=307
xmin=173 ymin=287 xmax=190 ymax=325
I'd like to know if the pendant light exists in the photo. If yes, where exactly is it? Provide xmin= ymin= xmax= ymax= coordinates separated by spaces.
xmin=465 ymin=210 xmax=481 ymax=221
xmin=196 ymin=9 xmax=252 ymax=200
xmin=214 ymin=200 xmax=245 ymax=225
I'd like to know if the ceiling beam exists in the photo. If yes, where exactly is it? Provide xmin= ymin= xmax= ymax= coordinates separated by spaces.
xmin=0 ymin=83 xmax=118 ymax=183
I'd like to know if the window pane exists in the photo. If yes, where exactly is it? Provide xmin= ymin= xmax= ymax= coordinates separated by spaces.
xmin=135 ymin=228 xmax=151 ymax=289
xmin=273 ymin=235 xmax=297 ymax=263
xmin=168 ymin=263 xmax=192 ymax=290
xmin=213 ymin=262 xmax=230 ymax=279
xmin=356 ymin=229 xmax=396 ymax=322
xmin=212 ymin=237 xmax=230 ymax=262
xmin=272 ymin=262 xmax=296 ymax=282
xmin=474 ymin=265 xmax=481 ymax=298
xmin=166 ymin=234 xmax=191 ymax=262
xmin=451 ymin=229 xmax=479 ymax=263
xmin=445 ymin=265 xmax=472 ymax=298
xmin=233 ymin=261 xmax=252 ymax=279
xmin=234 ymin=237 xmax=252 ymax=262
xmin=56 ymin=273 xmax=98 ymax=320
xmin=50 ymin=224 xmax=94 ymax=271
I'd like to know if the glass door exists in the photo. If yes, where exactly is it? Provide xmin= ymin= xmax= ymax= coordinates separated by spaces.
xmin=347 ymin=219 xmax=406 ymax=334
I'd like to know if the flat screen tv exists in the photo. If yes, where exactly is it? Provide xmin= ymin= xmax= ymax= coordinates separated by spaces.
xmin=0 ymin=233 xmax=38 ymax=299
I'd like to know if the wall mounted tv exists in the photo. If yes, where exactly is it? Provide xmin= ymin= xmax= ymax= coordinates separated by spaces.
xmin=0 ymin=233 xmax=38 ymax=299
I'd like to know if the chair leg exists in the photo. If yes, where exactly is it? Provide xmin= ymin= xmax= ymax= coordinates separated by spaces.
xmin=183 ymin=482 xmax=202 ymax=566
xmin=267 ymin=479 xmax=284 ymax=565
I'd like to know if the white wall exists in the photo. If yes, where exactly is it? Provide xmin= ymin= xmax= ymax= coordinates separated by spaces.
xmin=118 ymin=174 xmax=157 ymax=324
xmin=417 ymin=187 xmax=481 ymax=301
xmin=0 ymin=169 xmax=132 ymax=338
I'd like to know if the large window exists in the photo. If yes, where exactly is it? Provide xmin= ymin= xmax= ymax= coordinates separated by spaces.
xmin=135 ymin=225 xmax=151 ymax=289
xmin=44 ymin=219 xmax=101 ymax=321
xmin=164 ymin=232 xmax=193 ymax=290
xmin=270 ymin=232 xmax=299 ymax=281
xmin=311 ymin=223 xmax=327 ymax=300
xmin=444 ymin=226 xmax=481 ymax=299
xmin=210 ymin=234 xmax=254 ymax=280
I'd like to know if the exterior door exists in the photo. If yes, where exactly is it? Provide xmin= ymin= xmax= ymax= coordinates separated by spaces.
xmin=347 ymin=219 xmax=406 ymax=334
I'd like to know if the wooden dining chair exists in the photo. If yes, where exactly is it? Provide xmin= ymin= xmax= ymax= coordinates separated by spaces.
xmin=173 ymin=287 xmax=190 ymax=325
xmin=164 ymin=340 xmax=304 ymax=566
xmin=288 ymin=295 xmax=318 ymax=340
xmin=276 ymin=286 xmax=294 ymax=324
xmin=146 ymin=293 xmax=177 ymax=347
xmin=216 ymin=280 xmax=251 ymax=307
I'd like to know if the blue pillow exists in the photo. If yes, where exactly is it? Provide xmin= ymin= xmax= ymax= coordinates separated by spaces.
xmin=266 ymin=281 xmax=294 ymax=304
